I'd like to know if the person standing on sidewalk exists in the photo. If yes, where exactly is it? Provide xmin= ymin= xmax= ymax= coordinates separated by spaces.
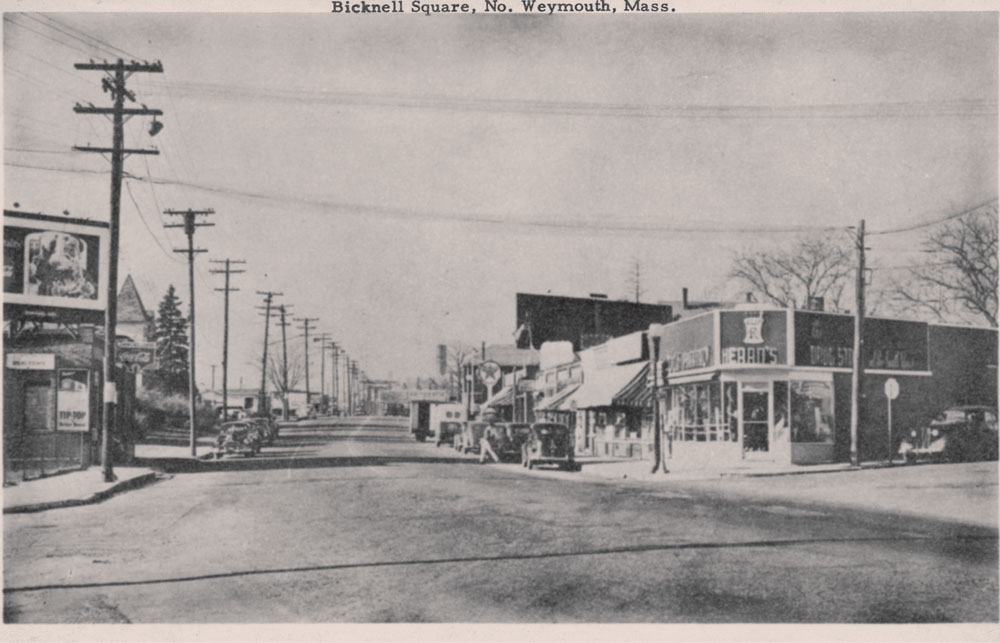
xmin=479 ymin=412 xmax=503 ymax=464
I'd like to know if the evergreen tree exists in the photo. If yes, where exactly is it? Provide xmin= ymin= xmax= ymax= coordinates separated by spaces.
xmin=149 ymin=284 xmax=189 ymax=394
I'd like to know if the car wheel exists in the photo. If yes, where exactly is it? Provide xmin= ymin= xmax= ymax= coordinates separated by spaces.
xmin=416 ymin=434 xmax=427 ymax=443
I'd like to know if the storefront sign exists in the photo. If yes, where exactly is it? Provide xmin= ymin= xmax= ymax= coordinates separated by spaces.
xmin=406 ymin=389 xmax=450 ymax=402
xmin=516 ymin=379 xmax=534 ymax=393
xmin=4 ymin=213 xmax=109 ymax=323
xmin=6 ymin=353 xmax=55 ymax=370
xmin=57 ymin=369 xmax=90 ymax=431
xmin=720 ymin=310 xmax=787 ymax=365
xmin=658 ymin=314 xmax=715 ymax=374
xmin=794 ymin=312 xmax=928 ymax=371
xmin=116 ymin=342 xmax=156 ymax=368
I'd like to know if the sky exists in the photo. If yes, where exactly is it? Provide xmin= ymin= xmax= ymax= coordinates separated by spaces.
xmin=4 ymin=7 xmax=997 ymax=392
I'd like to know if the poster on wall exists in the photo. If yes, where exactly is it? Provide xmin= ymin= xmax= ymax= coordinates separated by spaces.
xmin=57 ymin=369 xmax=90 ymax=432
xmin=3 ymin=212 xmax=109 ymax=323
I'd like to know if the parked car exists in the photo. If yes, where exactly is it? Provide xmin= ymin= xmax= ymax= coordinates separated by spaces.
xmin=436 ymin=421 xmax=463 ymax=447
xmin=493 ymin=423 xmax=532 ymax=462
xmin=455 ymin=421 xmax=488 ymax=454
xmin=522 ymin=423 xmax=580 ymax=471
xmin=214 ymin=420 xmax=263 ymax=458
xmin=899 ymin=405 xmax=998 ymax=463
xmin=250 ymin=415 xmax=279 ymax=446
xmin=216 ymin=406 xmax=248 ymax=421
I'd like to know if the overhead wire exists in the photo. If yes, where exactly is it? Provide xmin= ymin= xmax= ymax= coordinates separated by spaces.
xmin=868 ymin=198 xmax=999 ymax=236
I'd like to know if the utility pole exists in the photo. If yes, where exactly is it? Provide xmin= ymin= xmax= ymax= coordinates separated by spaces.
xmin=295 ymin=317 xmax=319 ymax=413
xmin=209 ymin=258 xmax=245 ymax=422
xmin=211 ymin=365 xmax=216 ymax=393
xmin=165 ymin=208 xmax=214 ymax=457
xmin=350 ymin=361 xmax=358 ymax=416
xmin=313 ymin=333 xmax=331 ymax=415
xmin=276 ymin=305 xmax=293 ymax=421
xmin=255 ymin=291 xmax=282 ymax=416
xmin=330 ymin=343 xmax=340 ymax=414
xmin=850 ymin=219 xmax=867 ymax=468
xmin=74 ymin=59 xmax=163 ymax=483
xmin=345 ymin=356 xmax=353 ymax=416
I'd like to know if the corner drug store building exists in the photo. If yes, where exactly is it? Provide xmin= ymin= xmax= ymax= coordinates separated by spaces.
xmin=652 ymin=307 xmax=997 ymax=466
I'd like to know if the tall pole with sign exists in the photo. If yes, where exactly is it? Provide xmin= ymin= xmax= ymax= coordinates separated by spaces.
xmin=74 ymin=59 xmax=163 ymax=483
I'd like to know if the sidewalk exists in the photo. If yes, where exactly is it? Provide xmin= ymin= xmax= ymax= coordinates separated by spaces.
xmin=566 ymin=455 xmax=999 ymax=529
xmin=3 ymin=466 xmax=160 ymax=514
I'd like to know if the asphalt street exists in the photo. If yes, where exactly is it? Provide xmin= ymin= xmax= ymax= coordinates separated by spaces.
xmin=4 ymin=418 xmax=997 ymax=623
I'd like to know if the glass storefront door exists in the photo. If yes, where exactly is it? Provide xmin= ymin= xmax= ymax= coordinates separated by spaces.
xmin=741 ymin=382 xmax=770 ymax=457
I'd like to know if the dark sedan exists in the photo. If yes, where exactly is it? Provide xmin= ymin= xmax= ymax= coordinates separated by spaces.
xmin=899 ymin=405 xmax=998 ymax=463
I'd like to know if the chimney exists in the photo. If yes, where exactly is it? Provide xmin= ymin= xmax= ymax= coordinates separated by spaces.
xmin=682 ymin=287 xmax=689 ymax=310
xmin=746 ymin=292 xmax=755 ymax=303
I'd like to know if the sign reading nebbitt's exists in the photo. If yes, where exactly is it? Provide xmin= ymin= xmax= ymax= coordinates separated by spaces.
xmin=3 ymin=211 xmax=109 ymax=324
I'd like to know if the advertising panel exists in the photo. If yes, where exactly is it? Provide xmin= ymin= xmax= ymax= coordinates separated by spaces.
xmin=794 ymin=311 xmax=928 ymax=371
xmin=719 ymin=310 xmax=788 ymax=366
xmin=57 ymin=369 xmax=90 ymax=432
xmin=4 ymin=212 xmax=109 ymax=322
xmin=658 ymin=313 xmax=715 ymax=373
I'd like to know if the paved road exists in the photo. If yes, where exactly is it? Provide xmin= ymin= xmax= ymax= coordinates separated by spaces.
xmin=4 ymin=418 xmax=997 ymax=623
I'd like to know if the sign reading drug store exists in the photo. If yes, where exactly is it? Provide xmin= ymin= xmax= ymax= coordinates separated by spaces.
xmin=794 ymin=312 xmax=928 ymax=372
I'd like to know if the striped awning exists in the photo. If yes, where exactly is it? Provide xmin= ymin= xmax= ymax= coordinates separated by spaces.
xmin=485 ymin=384 xmax=514 ymax=408
xmin=537 ymin=383 xmax=581 ymax=412
xmin=613 ymin=363 xmax=652 ymax=407
xmin=562 ymin=361 xmax=647 ymax=410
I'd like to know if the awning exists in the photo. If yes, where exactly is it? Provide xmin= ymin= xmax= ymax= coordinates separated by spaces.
xmin=485 ymin=384 xmax=514 ymax=408
xmin=563 ymin=361 xmax=647 ymax=410
xmin=613 ymin=363 xmax=652 ymax=407
xmin=537 ymin=383 xmax=581 ymax=412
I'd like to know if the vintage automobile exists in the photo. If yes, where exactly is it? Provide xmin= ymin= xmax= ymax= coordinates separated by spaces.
xmin=455 ymin=421 xmax=488 ymax=454
xmin=214 ymin=420 xmax=263 ymax=458
xmin=521 ymin=422 xmax=580 ymax=471
xmin=492 ymin=423 xmax=532 ymax=462
xmin=899 ymin=405 xmax=998 ymax=463
xmin=436 ymin=421 xmax=463 ymax=447
xmin=249 ymin=415 xmax=279 ymax=446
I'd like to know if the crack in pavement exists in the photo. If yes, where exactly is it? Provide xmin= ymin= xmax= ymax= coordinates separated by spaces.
xmin=5 ymin=533 xmax=995 ymax=594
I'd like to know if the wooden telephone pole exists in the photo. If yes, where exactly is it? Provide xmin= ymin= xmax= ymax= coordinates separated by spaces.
xmin=277 ymin=305 xmax=293 ymax=421
xmin=74 ymin=59 xmax=163 ymax=482
xmin=255 ymin=291 xmax=282 ymax=416
xmin=313 ymin=332 xmax=332 ymax=415
xmin=850 ymin=219 xmax=867 ymax=468
xmin=295 ymin=317 xmax=319 ymax=412
xmin=165 ymin=208 xmax=214 ymax=456
xmin=209 ymin=259 xmax=246 ymax=421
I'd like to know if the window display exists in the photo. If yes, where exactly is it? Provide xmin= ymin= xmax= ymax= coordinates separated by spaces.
xmin=668 ymin=381 xmax=729 ymax=442
xmin=790 ymin=380 xmax=835 ymax=443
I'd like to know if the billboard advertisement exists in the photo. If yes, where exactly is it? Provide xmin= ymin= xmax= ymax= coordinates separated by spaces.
xmin=4 ymin=212 xmax=109 ymax=322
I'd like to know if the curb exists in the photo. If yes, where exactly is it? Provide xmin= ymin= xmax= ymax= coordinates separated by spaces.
xmin=4 ymin=471 xmax=161 ymax=514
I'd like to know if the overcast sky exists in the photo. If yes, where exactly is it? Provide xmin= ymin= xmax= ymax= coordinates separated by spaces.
xmin=4 ymin=9 xmax=997 ymax=389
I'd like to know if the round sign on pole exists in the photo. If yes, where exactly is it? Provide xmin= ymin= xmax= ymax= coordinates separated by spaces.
xmin=477 ymin=360 xmax=501 ymax=388
xmin=884 ymin=377 xmax=900 ymax=400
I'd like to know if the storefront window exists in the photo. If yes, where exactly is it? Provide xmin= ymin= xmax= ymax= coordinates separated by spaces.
xmin=724 ymin=382 xmax=738 ymax=442
xmin=669 ymin=381 xmax=726 ymax=443
xmin=790 ymin=380 xmax=834 ymax=443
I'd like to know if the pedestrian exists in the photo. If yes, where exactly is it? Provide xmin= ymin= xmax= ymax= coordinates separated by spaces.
xmin=479 ymin=414 xmax=502 ymax=464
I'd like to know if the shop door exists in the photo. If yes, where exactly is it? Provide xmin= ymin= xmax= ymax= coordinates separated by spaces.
xmin=23 ymin=382 xmax=54 ymax=432
xmin=741 ymin=383 xmax=770 ymax=458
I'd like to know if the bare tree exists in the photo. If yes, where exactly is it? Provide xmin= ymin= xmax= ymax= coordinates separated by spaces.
xmin=268 ymin=348 xmax=304 ymax=402
xmin=729 ymin=235 xmax=854 ymax=311
xmin=446 ymin=342 xmax=478 ymax=401
xmin=888 ymin=206 xmax=998 ymax=326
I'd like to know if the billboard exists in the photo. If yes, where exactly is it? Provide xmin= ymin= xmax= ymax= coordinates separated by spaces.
xmin=4 ymin=212 xmax=109 ymax=323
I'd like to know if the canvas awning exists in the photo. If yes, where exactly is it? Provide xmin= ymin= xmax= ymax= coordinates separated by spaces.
xmin=484 ymin=384 xmax=514 ymax=408
xmin=613 ymin=363 xmax=652 ymax=408
xmin=563 ymin=361 xmax=647 ymax=410
xmin=536 ymin=383 xmax=581 ymax=412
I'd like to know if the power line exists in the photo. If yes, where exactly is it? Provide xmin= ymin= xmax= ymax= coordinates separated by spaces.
xmin=149 ymin=79 xmax=998 ymax=120
xmin=868 ymin=198 xmax=998 ymax=236
xmin=123 ymin=180 xmax=183 ymax=263
xmin=34 ymin=14 xmax=141 ymax=61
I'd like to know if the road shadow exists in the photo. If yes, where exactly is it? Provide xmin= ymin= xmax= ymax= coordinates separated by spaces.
xmin=136 ymin=454 xmax=478 ymax=474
